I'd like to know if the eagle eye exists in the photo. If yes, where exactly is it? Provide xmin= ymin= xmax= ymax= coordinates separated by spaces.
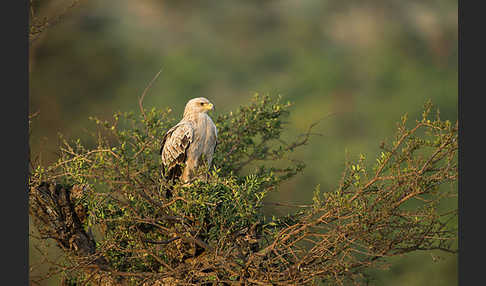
xmin=200 ymin=102 xmax=205 ymax=106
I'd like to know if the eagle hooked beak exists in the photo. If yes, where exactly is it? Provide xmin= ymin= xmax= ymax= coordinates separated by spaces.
xmin=207 ymin=103 xmax=214 ymax=111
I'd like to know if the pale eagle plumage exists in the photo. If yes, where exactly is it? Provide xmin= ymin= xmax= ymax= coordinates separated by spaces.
xmin=160 ymin=97 xmax=218 ymax=184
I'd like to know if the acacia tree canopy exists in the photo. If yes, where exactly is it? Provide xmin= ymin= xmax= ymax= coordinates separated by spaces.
xmin=29 ymin=95 xmax=458 ymax=285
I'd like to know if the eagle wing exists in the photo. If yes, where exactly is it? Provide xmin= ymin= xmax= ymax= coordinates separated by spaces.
xmin=160 ymin=122 xmax=194 ymax=180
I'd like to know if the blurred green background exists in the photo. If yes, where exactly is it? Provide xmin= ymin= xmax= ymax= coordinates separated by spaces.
xmin=29 ymin=0 xmax=457 ymax=285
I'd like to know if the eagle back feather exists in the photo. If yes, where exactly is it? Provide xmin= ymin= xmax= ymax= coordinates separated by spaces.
xmin=160 ymin=122 xmax=194 ymax=180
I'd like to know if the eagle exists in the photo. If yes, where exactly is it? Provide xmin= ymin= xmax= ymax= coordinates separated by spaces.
xmin=160 ymin=97 xmax=218 ymax=186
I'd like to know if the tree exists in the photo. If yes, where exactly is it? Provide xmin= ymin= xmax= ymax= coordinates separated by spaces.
xmin=29 ymin=95 xmax=457 ymax=285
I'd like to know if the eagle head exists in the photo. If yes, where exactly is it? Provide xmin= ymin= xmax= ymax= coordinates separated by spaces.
xmin=183 ymin=97 xmax=214 ymax=118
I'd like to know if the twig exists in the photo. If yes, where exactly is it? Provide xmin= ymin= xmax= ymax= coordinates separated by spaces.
xmin=142 ymin=237 xmax=181 ymax=245
xmin=264 ymin=202 xmax=312 ymax=208
xmin=29 ymin=0 xmax=83 ymax=45
xmin=29 ymin=110 xmax=41 ymax=121
xmin=139 ymin=68 xmax=163 ymax=121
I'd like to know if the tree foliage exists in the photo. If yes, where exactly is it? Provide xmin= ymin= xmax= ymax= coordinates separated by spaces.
xmin=29 ymin=95 xmax=457 ymax=285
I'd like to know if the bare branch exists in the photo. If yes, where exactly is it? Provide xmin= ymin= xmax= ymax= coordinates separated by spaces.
xmin=138 ymin=68 xmax=163 ymax=121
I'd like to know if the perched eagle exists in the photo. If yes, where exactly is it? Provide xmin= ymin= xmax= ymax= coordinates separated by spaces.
xmin=160 ymin=97 xmax=218 ymax=185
